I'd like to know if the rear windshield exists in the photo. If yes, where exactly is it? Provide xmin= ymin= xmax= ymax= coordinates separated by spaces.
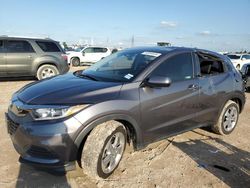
xmin=36 ymin=41 xmax=61 ymax=52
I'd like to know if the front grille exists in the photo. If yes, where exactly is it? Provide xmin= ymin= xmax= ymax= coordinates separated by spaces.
xmin=27 ymin=146 xmax=58 ymax=159
xmin=6 ymin=116 xmax=19 ymax=135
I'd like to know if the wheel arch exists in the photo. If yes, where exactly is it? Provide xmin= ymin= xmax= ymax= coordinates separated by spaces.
xmin=74 ymin=114 xmax=142 ymax=165
xmin=36 ymin=62 xmax=58 ymax=72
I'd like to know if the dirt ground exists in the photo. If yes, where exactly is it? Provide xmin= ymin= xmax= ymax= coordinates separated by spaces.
xmin=0 ymin=67 xmax=249 ymax=188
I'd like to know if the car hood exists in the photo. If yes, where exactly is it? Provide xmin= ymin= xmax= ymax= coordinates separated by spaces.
xmin=17 ymin=73 xmax=123 ymax=105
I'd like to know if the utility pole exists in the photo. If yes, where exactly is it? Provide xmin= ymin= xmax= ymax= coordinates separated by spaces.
xmin=131 ymin=35 xmax=134 ymax=47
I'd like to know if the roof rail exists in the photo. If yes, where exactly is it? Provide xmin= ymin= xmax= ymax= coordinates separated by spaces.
xmin=0 ymin=35 xmax=53 ymax=40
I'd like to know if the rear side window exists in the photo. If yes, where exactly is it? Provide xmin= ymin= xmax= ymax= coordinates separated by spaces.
xmin=36 ymin=41 xmax=61 ymax=52
xmin=197 ymin=53 xmax=225 ymax=76
xmin=93 ymin=48 xmax=108 ymax=53
xmin=151 ymin=53 xmax=193 ymax=82
xmin=242 ymin=55 xmax=250 ymax=60
xmin=0 ymin=40 xmax=4 ymax=52
xmin=7 ymin=40 xmax=35 ymax=53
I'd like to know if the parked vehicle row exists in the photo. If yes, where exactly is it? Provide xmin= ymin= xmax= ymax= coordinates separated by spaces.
xmin=6 ymin=46 xmax=245 ymax=179
xmin=0 ymin=36 xmax=69 ymax=80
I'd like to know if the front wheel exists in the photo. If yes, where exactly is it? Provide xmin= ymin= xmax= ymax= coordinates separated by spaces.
xmin=212 ymin=100 xmax=239 ymax=135
xmin=81 ymin=121 xmax=126 ymax=179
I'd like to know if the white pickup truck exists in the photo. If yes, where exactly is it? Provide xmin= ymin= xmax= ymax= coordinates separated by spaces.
xmin=227 ymin=54 xmax=250 ymax=70
xmin=66 ymin=46 xmax=111 ymax=66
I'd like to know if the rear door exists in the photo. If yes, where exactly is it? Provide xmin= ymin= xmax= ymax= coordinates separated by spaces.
xmin=93 ymin=47 xmax=108 ymax=61
xmin=195 ymin=52 xmax=234 ymax=124
xmin=139 ymin=52 xmax=200 ymax=143
xmin=0 ymin=40 xmax=7 ymax=76
xmin=5 ymin=40 xmax=35 ymax=75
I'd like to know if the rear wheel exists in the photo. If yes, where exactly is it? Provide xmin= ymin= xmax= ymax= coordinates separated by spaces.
xmin=71 ymin=57 xmax=80 ymax=66
xmin=36 ymin=64 xmax=59 ymax=80
xmin=212 ymin=100 xmax=239 ymax=135
xmin=81 ymin=121 xmax=126 ymax=179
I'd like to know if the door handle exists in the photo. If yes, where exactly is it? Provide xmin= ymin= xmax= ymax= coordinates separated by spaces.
xmin=188 ymin=84 xmax=199 ymax=90
xmin=28 ymin=55 xmax=32 ymax=58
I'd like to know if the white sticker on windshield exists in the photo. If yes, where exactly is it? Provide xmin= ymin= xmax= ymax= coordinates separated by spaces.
xmin=141 ymin=51 xmax=162 ymax=57
xmin=124 ymin=74 xmax=134 ymax=80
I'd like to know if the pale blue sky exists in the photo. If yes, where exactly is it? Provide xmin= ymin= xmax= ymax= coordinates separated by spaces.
xmin=0 ymin=0 xmax=250 ymax=51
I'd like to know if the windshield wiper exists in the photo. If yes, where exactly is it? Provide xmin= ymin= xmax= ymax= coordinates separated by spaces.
xmin=74 ymin=71 xmax=99 ymax=81
xmin=79 ymin=73 xmax=99 ymax=81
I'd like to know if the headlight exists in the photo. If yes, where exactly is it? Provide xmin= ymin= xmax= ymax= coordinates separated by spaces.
xmin=31 ymin=105 xmax=88 ymax=120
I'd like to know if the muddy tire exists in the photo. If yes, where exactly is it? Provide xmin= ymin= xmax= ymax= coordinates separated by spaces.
xmin=81 ymin=121 xmax=126 ymax=179
xmin=212 ymin=100 xmax=239 ymax=135
xmin=36 ymin=64 xmax=59 ymax=80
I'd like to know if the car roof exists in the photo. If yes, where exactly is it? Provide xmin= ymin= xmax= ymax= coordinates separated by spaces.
xmin=0 ymin=36 xmax=57 ymax=42
xmin=123 ymin=46 xmax=223 ymax=58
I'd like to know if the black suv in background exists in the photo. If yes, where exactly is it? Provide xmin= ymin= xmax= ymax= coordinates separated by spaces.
xmin=241 ymin=63 xmax=250 ymax=91
xmin=0 ymin=36 xmax=69 ymax=80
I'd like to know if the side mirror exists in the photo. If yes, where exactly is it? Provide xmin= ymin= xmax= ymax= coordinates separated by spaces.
xmin=242 ymin=58 xmax=246 ymax=61
xmin=143 ymin=76 xmax=172 ymax=87
xmin=82 ymin=51 xmax=85 ymax=56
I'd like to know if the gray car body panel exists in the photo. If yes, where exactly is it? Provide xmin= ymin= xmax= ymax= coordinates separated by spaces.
xmin=6 ymin=46 xmax=246 ymax=171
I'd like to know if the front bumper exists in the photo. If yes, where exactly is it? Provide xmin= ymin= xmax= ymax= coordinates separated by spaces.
xmin=5 ymin=111 xmax=82 ymax=172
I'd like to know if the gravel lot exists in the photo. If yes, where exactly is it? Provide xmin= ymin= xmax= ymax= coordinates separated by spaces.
xmin=0 ymin=67 xmax=249 ymax=188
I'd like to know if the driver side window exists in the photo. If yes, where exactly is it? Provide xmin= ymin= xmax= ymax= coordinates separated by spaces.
xmin=150 ymin=53 xmax=194 ymax=82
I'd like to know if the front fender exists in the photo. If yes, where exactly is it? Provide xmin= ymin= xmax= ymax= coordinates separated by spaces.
xmin=74 ymin=113 xmax=143 ymax=151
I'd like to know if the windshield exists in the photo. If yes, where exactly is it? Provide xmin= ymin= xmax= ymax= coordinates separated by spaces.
xmin=75 ymin=48 xmax=83 ymax=52
xmin=81 ymin=49 xmax=163 ymax=82
xmin=227 ymin=55 xmax=241 ymax=60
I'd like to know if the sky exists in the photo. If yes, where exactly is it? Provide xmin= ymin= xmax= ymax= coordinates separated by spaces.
xmin=0 ymin=0 xmax=250 ymax=52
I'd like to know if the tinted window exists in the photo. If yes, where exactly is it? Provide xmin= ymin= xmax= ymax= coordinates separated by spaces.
xmin=198 ymin=53 xmax=224 ymax=76
xmin=227 ymin=55 xmax=241 ymax=60
xmin=242 ymin=55 xmax=250 ymax=60
xmin=84 ymin=48 xmax=94 ymax=53
xmin=151 ymin=53 xmax=193 ymax=82
xmin=93 ymin=47 xmax=108 ymax=53
xmin=36 ymin=41 xmax=61 ymax=52
xmin=0 ymin=40 xmax=4 ymax=53
xmin=7 ymin=40 xmax=34 ymax=53
xmin=245 ymin=65 xmax=250 ymax=76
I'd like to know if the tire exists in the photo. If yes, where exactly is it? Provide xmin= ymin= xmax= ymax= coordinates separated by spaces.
xmin=71 ymin=57 xmax=80 ymax=66
xmin=212 ymin=100 xmax=239 ymax=135
xmin=81 ymin=121 xmax=126 ymax=179
xmin=36 ymin=64 xmax=59 ymax=80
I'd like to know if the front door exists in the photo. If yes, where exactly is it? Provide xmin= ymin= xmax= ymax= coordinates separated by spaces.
xmin=5 ymin=40 xmax=35 ymax=75
xmin=140 ymin=52 xmax=200 ymax=143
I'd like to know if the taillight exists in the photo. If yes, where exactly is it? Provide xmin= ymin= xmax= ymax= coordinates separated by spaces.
xmin=61 ymin=54 xmax=68 ymax=62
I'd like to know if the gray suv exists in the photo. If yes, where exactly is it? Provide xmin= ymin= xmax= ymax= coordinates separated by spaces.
xmin=0 ymin=36 xmax=69 ymax=80
xmin=6 ymin=47 xmax=245 ymax=178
